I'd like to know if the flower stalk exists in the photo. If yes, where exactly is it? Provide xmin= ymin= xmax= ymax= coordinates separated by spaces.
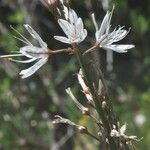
xmin=83 ymin=45 xmax=98 ymax=55
xmin=73 ymin=44 xmax=121 ymax=149
xmin=51 ymin=47 xmax=72 ymax=54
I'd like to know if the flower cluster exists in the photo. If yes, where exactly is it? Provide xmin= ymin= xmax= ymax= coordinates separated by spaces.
xmin=0 ymin=3 xmax=135 ymax=78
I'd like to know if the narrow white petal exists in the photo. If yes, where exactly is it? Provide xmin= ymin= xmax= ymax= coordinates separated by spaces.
xmin=20 ymin=46 xmax=47 ymax=58
xmin=113 ymin=28 xmax=130 ymax=42
xmin=69 ymin=9 xmax=78 ymax=24
xmin=10 ymin=25 xmax=32 ymax=46
xmin=76 ymin=18 xmax=84 ymax=34
xmin=120 ymin=124 xmax=127 ymax=135
xmin=103 ymin=44 xmax=135 ymax=53
xmin=57 ymin=7 xmax=61 ymax=16
xmin=20 ymin=57 xmax=48 ymax=79
xmin=97 ymin=34 xmax=108 ymax=44
xmin=63 ymin=6 xmax=69 ymax=19
xmin=97 ymin=11 xmax=111 ymax=39
xmin=54 ymin=36 xmax=71 ymax=44
xmin=91 ymin=13 xmax=98 ymax=32
xmin=58 ymin=19 xmax=74 ymax=37
xmin=80 ymin=29 xmax=87 ymax=42
xmin=101 ymin=28 xmax=127 ymax=45
xmin=95 ymin=31 xmax=100 ymax=42
xmin=24 ymin=24 xmax=47 ymax=48
xmin=0 ymin=54 xmax=24 ymax=58
xmin=10 ymin=58 xmax=37 ymax=63
xmin=106 ymin=11 xmax=113 ymax=34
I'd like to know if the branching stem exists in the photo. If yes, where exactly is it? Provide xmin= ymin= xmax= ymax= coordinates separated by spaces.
xmin=73 ymin=44 xmax=119 ymax=149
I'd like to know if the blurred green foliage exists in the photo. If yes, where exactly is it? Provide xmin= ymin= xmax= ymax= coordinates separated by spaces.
xmin=0 ymin=0 xmax=150 ymax=149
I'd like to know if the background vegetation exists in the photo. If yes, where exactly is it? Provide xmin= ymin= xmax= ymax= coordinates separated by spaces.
xmin=0 ymin=0 xmax=150 ymax=149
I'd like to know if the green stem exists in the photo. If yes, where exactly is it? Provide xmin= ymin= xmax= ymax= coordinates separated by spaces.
xmin=83 ymin=45 xmax=97 ymax=55
xmin=86 ymin=131 xmax=101 ymax=143
xmin=74 ymin=45 xmax=118 ymax=149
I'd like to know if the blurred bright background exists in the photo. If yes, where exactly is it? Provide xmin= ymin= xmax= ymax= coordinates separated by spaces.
xmin=0 ymin=0 xmax=150 ymax=149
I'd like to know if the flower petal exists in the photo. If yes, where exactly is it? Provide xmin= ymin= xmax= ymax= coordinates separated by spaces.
xmin=96 ymin=11 xmax=111 ymax=40
xmin=103 ymin=44 xmax=135 ymax=53
xmin=69 ymin=9 xmax=78 ymax=24
xmin=76 ymin=18 xmax=84 ymax=34
xmin=58 ymin=19 xmax=74 ymax=38
xmin=113 ymin=28 xmax=130 ymax=42
xmin=19 ymin=57 xmax=48 ymax=78
xmin=24 ymin=24 xmax=47 ymax=48
xmin=10 ymin=57 xmax=37 ymax=63
xmin=120 ymin=124 xmax=127 ymax=135
xmin=10 ymin=25 xmax=32 ymax=46
xmin=20 ymin=46 xmax=47 ymax=58
xmin=0 ymin=54 xmax=24 ymax=58
xmin=63 ymin=6 xmax=69 ymax=19
xmin=91 ymin=13 xmax=98 ymax=32
xmin=107 ymin=27 xmax=128 ymax=44
xmin=54 ymin=36 xmax=71 ymax=44
xmin=80 ymin=29 xmax=87 ymax=42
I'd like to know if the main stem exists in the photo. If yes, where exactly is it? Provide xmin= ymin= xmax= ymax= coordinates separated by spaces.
xmin=74 ymin=45 xmax=119 ymax=149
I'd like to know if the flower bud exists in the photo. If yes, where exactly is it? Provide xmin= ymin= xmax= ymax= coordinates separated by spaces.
xmin=78 ymin=126 xmax=88 ymax=134
xmin=110 ymin=129 xmax=120 ymax=137
xmin=102 ymin=101 xmax=107 ymax=109
xmin=82 ymin=107 xmax=90 ymax=116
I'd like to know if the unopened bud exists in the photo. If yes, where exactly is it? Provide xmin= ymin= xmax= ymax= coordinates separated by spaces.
xmin=126 ymin=141 xmax=130 ymax=145
xmin=78 ymin=126 xmax=88 ymax=134
xmin=110 ymin=129 xmax=120 ymax=137
xmin=112 ymin=124 xmax=116 ymax=129
xmin=102 ymin=101 xmax=107 ymax=108
xmin=106 ymin=138 xmax=109 ymax=144
xmin=97 ymin=132 xmax=102 ymax=137
xmin=82 ymin=107 xmax=90 ymax=115
xmin=103 ymin=96 xmax=106 ymax=100
xmin=83 ymin=87 xmax=90 ymax=94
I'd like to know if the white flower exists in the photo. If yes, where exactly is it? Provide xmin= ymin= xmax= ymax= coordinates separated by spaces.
xmin=90 ymin=8 xmax=135 ymax=53
xmin=54 ymin=7 xmax=87 ymax=44
xmin=119 ymin=123 xmax=127 ymax=135
xmin=0 ymin=24 xmax=49 ymax=78
xmin=110 ymin=123 xmax=141 ymax=141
